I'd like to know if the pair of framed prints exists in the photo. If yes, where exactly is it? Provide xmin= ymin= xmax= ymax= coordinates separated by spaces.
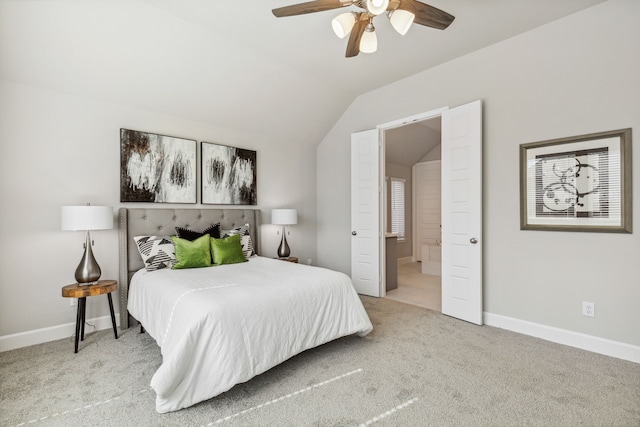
xmin=120 ymin=128 xmax=257 ymax=205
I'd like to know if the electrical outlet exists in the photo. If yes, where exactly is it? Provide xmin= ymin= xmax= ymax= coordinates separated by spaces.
xmin=582 ymin=301 xmax=595 ymax=317
xmin=307 ymin=258 xmax=312 ymax=265
xmin=69 ymin=298 xmax=78 ymax=307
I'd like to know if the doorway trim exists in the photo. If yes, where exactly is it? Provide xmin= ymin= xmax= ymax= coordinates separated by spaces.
xmin=378 ymin=107 xmax=449 ymax=132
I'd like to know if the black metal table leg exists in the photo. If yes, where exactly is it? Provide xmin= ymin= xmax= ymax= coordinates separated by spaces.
xmin=74 ymin=298 xmax=82 ymax=353
xmin=80 ymin=297 xmax=86 ymax=341
xmin=107 ymin=293 xmax=118 ymax=339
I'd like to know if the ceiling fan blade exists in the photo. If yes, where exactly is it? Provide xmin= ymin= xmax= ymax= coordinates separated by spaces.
xmin=345 ymin=18 xmax=367 ymax=58
xmin=272 ymin=0 xmax=349 ymax=17
xmin=397 ymin=0 xmax=454 ymax=30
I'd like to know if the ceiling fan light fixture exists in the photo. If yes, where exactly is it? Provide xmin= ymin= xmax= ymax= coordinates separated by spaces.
xmin=389 ymin=9 xmax=414 ymax=35
xmin=331 ymin=12 xmax=356 ymax=39
xmin=365 ymin=0 xmax=389 ymax=16
xmin=271 ymin=0 xmax=455 ymax=59
xmin=359 ymin=23 xmax=377 ymax=53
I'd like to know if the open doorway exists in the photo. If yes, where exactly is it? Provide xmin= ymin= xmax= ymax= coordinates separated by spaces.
xmin=351 ymin=101 xmax=482 ymax=323
xmin=383 ymin=116 xmax=442 ymax=312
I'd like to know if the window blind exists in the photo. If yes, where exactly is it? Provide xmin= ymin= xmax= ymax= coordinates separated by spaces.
xmin=390 ymin=177 xmax=405 ymax=240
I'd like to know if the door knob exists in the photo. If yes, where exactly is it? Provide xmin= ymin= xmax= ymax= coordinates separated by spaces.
xmin=470 ymin=237 xmax=478 ymax=244
xmin=352 ymin=231 xmax=357 ymax=236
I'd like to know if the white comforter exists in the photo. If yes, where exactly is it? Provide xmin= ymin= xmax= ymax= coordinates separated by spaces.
xmin=127 ymin=256 xmax=373 ymax=413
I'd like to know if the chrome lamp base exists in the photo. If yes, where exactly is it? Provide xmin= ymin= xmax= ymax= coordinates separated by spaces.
xmin=75 ymin=231 xmax=102 ymax=284
xmin=277 ymin=226 xmax=291 ymax=258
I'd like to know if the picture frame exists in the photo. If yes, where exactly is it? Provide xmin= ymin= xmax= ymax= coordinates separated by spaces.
xmin=201 ymin=141 xmax=257 ymax=205
xmin=120 ymin=128 xmax=197 ymax=203
xmin=520 ymin=128 xmax=632 ymax=233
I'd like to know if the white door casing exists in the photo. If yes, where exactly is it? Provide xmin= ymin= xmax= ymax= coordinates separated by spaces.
xmin=350 ymin=129 xmax=382 ymax=297
xmin=441 ymin=100 xmax=483 ymax=325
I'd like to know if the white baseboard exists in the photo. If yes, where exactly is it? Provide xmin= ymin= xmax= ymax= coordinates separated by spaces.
xmin=0 ymin=314 xmax=120 ymax=353
xmin=484 ymin=312 xmax=640 ymax=364
xmin=4 ymin=311 xmax=638 ymax=364
xmin=398 ymin=256 xmax=413 ymax=265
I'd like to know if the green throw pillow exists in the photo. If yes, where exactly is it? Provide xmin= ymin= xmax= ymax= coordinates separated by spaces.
xmin=210 ymin=234 xmax=247 ymax=266
xmin=171 ymin=234 xmax=212 ymax=269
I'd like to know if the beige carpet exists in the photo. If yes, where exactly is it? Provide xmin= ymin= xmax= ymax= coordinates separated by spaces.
xmin=1 ymin=297 xmax=639 ymax=426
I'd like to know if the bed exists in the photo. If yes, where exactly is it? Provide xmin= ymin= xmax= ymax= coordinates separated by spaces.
xmin=118 ymin=207 xmax=373 ymax=413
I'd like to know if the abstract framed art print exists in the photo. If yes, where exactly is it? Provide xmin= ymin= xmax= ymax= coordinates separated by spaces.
xmin=520 ymin=128 xmax=631 ymax=233
xmin=201 ymin=142 xmax=257 ymax=205
xmin=120 ymin=129 xmax=196 ymax=203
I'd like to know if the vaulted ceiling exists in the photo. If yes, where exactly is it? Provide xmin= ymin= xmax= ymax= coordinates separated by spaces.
xmin=0 ymin=0 xmax=604 ymax=146
xmin=385 ymin=118 xmax=441 ymax=167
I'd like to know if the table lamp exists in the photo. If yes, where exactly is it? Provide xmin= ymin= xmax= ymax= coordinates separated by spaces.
xmin=61 ymin=204 xmax=113 ymax=284
xmin=271 ymin=208 xmax=297 ymax=258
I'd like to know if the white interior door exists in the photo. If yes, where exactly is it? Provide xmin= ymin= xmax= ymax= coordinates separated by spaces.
xmin=351 ymin=129 xmax=381 ymax=297
xmin=441 ymin=100 xmax=483 ymax=325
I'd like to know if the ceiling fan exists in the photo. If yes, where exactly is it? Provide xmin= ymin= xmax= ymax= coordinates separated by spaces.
xmin=272 ymin=0 xmax=455 ymax=58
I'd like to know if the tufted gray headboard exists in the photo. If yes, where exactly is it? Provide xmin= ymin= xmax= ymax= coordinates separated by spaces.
xmin=118 ymin=207 xmax=261 ymax=329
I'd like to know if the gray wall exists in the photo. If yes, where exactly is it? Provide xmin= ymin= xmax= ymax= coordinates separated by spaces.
xmin=0 ymin=81 xmax=318 ymax=338
xmin=420 ymin=144 xmax=441 ymax=163
xmin=317 ymin=0 xmax=640 ymax=347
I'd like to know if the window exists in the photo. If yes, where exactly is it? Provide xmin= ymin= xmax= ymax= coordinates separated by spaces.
xmin=390 ymin=177 xmax=405 ymax=241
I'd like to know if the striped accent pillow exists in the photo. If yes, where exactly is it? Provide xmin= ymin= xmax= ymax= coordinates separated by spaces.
xmin=133 ymin=235 xmax=176 ymax=271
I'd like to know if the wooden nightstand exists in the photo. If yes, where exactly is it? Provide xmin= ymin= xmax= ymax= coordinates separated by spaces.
xmin=62 ymin=279 xmax=118 ymax=353
xmin=276 ymin=257 xmax=298 ymax=263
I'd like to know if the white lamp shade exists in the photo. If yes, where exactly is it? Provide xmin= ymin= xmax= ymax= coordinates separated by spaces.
xmin=366 ymin=0 xmax=389 ymax=16
xmin=390 ymin=9 xmax=414 ymax=35
xmin=332 ymin=12 xmax=356 ymax=39
xmin=360 ymin=28 xmax=377 ymax=53
xmin=61 ymin=206 xmax=113 ymax=231
xmin=271 ymin=209 xmax=298 ymax=225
